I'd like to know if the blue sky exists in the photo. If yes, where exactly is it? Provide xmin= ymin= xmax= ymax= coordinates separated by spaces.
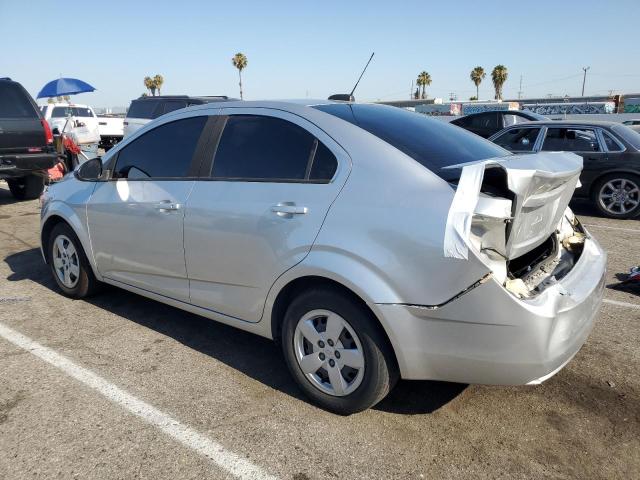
xmin=1 ymin=0 xmax=639 ymax=108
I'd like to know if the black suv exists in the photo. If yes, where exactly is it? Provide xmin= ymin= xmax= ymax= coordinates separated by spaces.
xmin=124 ymin=95 xmax=234 ymax=137
xmin=451 ymin=109 xmax=547 ymax=138
xmin=0 ymin=78 xmax=57 ymax=199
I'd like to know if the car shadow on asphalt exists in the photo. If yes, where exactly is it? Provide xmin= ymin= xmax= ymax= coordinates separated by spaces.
xmin=4 ymin=247 xmax=467 ymax=415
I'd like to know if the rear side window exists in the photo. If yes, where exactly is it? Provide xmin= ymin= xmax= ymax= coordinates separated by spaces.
xmin=611 ymin=124 xmax=640 ymax=150
xmin=127 ymin=100 xmax=159 ymax=119
xmin=503 ymin=113 xmax=532 ymax=127
xmin=114 ymin=116 xmax=207 ymax=179
xmin=493 ymin=128 xmax=540 ymax=152
xmin=0 ymin=82 xmax=38 ymax=118
xmin=212 ymin=115 xmax=336 ymax=182
xmin=542 ymin=128 xmax=600 ymax=152
xmin=162 ymin=101 xmax=188 ymax=114
xmin=601 ymin=131 xmax=623 ymax=152
xmin=314 ymin=104 xmax=509 ymax=181
xmin=469 ymin=112 xmax=498 ymax=129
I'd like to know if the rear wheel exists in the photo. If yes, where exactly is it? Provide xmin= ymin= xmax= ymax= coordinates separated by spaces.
xmin=592 ymin=173 xmax=640 ymax=219
xmin=47 ymin=223 xmax=101 ymax=298
xmin=7 ymin=174 xmax=44 ymax=200
xmin=281 ymin=287 xmax=398 ymax=415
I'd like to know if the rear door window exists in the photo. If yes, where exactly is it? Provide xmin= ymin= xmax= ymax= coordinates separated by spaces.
xmin=0 ymin=82 xmax=38 ymax=118
xmin=493 ymin=128 xmax=540 ymax=152
xmin=211 ymin=115 xmax=336 ymax=182
xmin=127 ymin=100 xmax=159 ymax=119
xmin=542 ymin=128 xmax=601 ymax=152
xmin=114 ymin=116 xmax=207 ymax=179
xmin=503 ymin=113 xmax=532 ymax=127
xmin=470 ymin=112 xmax=499 ymax=129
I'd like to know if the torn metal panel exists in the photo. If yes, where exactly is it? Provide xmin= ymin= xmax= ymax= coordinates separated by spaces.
xmin=443 ymin=152 xmax=583 ymax=261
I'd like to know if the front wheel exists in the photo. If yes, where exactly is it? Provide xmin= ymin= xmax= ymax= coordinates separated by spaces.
xmin=47 ymin=223 xmax=101 ymax=298
xmin=281 ymin=287 xmax=398 ymax=415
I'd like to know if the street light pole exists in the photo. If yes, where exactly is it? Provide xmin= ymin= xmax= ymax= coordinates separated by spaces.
xmin=581 ymin=66 xmax=590 ymax=97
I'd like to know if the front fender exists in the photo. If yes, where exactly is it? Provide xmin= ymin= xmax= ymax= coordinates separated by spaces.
xmin=40 ymin=181 xmax=101 ymax=280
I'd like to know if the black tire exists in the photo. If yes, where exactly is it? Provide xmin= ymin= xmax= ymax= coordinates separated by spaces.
xmin=47 ymin=222 xmax=101 ymax=298
xmin=591 ymin=173 xmax=640 ymax=219
xmin=281 ymin=287 xmax=398 ymax=415
xmin=7 ymin=174 xmax=44 ymax=200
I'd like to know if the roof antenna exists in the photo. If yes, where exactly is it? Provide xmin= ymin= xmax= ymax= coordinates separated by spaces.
xmin=328 ymin=52 xmax=375 ymax=102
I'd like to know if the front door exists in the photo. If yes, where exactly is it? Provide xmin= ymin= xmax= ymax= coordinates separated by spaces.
xmin=184 ymin=109 xmax=349 ymax=322
xmin=87 ymin=115 xmax=208 ymax=301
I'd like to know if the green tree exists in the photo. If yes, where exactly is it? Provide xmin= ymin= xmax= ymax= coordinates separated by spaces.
xmin=144 ymin=76 xmax=155 ymax=96
xmin=416 ymin=71 xmax=432 ymax=99
xmin=470 ymin=66 xmax=486 ymax=100
xmin=153 ymin=74 xmax=164 ymax=95
xmin=491 ymin=65 xmax=508 ymax=100
xmin=231 ymin=53 xmax=248 ymax=100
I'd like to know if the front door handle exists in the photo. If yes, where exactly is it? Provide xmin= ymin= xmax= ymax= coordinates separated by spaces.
xmin=271 ymin=203 xmax=308 ymax=217
xmin=154 ymin=200 xmax=182 ymax=212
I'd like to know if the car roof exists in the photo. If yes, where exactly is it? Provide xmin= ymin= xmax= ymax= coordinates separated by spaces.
xmin=503 ymin=119 xmax=621 ymax=128
xmin=130 ymin=95 xmax=235 ymax=103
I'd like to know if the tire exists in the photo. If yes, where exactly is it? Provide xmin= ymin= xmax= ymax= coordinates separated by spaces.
xmin=7 ymin=174 xmax=44 ymax=200
xmin=47 ymin=223 xmax=101 ymax=298
xmin=281 ymin=287 xmax=398 ymax=415
xmin=592 ymin=173 xmax=640 ymax=219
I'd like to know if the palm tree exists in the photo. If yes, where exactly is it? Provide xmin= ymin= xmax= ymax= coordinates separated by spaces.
xmin=491 ymin=65 xmax=508 ymax=100
xmin=153 ymin=74 xmax=164 ymax=95
xmin=231 ymin=53 xmax=248 ymax=100
xmin=144 ymin=76 xmax=155 ymax=96
xmin=470 ymin=66 xmax=486 ymax=101
xmin=417 ymin=71 xmax=432 ymax=99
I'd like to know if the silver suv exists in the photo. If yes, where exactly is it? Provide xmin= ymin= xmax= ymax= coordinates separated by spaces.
xmin=41 ymin=101 xmax=605 ymax=414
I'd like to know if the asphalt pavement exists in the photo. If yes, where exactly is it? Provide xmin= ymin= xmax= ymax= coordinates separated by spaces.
xmin=0 ymin=182 xmax=638 ymax=480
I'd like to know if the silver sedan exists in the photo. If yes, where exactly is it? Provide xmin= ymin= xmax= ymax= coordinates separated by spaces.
xmin=40 ymin=100 xmax=606 ymax=414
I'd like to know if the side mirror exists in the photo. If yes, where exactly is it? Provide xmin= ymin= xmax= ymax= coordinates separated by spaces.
xmin=75 ymin=157 xmax=103 ymax=181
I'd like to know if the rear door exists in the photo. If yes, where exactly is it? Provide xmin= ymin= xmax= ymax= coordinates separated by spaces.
xmin=540 ymin=126 xmax=607 ymax=194
xmin=184 ymin=108 xmax=349 ymax=322
xmin=0 ymin=82 xmax=46 ymax=155
xmin=88 ymin=115 xmax=209 ymax=301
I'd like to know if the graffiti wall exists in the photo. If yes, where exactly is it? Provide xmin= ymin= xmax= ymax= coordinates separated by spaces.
xmin=461 ymin=102 xmax=519 ymax=115
xmin=523 ymin=102 xmax=615 ymax=115
xmin=624 ymin=98 xmax=640 ymax=113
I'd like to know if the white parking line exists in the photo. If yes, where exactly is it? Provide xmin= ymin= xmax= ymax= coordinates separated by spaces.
xmin=603 ymin=298 xmax=640 ymax=310
xmin=0 ymin=322 xmax=277 ymax=480
xmin=584 ymin=223 xmax=640 ymax=233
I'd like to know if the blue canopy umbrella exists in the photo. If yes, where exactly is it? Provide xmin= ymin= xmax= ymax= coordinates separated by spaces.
xmin=37 ymin=77 xmax=96 ymax=98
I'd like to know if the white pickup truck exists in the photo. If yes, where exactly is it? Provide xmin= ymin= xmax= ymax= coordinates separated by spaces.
xmin=39 ymin=103 xmax=124 ymax=151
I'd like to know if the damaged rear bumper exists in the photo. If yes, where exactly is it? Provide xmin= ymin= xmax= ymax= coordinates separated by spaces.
xmin=376 ymin=235 xmax=606 ymax=384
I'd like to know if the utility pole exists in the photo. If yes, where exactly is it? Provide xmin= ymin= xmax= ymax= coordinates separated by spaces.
xmin=581 ymin=66 xmax=590 ymax=97
xmin=517 ymin=75 xmax=523 ymax=100
xmin=449 ymin=92 xmax=457 ymax=102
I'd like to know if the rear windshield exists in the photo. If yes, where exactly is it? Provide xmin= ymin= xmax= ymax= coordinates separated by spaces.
xmin=127 ymin=100 xmax=159 ymax=119
xmin=611 ymin=124 xmax=640 ymax=150
xmin=51 ymin=106 xmax=94 ymax=118
xmin=0 ymin=82 xmax=38 ymax=118
xmin=313 ymin=104 xmax=510 ymax=180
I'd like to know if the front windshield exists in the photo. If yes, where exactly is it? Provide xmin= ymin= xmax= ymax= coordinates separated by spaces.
xmin=313 ymin=103 xmax=510 ymax=181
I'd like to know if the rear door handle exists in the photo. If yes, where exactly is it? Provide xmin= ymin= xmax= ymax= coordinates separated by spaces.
xmin=154 ymin=200 xmax=182 ymax=212
xmin=271 ymin=203 xmax=308 ymax=217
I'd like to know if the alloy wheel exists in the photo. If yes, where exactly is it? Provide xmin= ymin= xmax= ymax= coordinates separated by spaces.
xmin=293 ymin=309 xmax=365 ymax=397
xmin=598 ymin=178 xmax=640 ymax=215
xmin=52 ymin=234 xmax=80 ymax=288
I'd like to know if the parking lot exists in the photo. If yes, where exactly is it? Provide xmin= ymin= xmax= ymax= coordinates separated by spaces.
xmin=0 ymin=181 xmax=638 ymax=480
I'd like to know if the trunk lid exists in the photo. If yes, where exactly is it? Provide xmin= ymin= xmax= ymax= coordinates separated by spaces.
xmin=500 ymin=152 xmax=582 ymax=259
xmin=444 ymin=151 xmax=582 ymax=261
